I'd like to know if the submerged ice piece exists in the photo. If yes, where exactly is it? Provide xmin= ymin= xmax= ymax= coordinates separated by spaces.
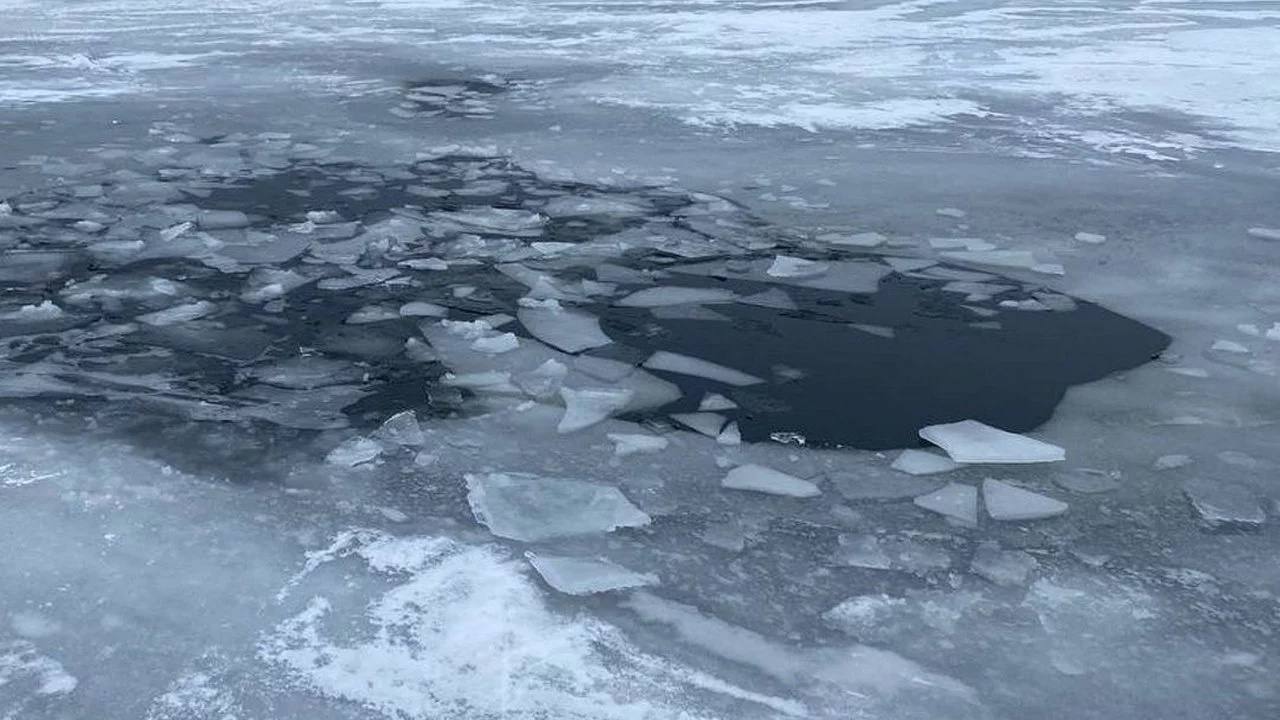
xmin=1182 ymin=478 xmax=1265 ymax=531
xmin=465 ymin=472 xmax=651 ymax=541
xmin=558 ymin=387 xmax=634 ymax=433
xmin=722 ymin=463 xmax=821 ymax=498
xmin=525 ymin=553 xmax=658 ymax=595
xmin=912 ymin=483 xmax=978 ymax=525
xmin=919 ymin=419 xmax=1065 ymax=464
xmin=643 ymin=350 xmax=765 ymax=386
xmin=982 ymin=479 xmax=1068 ymax=521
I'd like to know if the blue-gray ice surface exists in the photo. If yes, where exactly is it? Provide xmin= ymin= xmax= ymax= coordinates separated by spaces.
xmin=1 ymin=1 xmax=1279 ymax=719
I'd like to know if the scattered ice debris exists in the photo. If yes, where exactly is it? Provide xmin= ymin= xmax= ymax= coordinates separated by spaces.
xmin=912 ymin=483 xmax=978 ymax=524
xmin=698 ymin=392 xmax=738 ymax=411
xmin=1074 ymin=232 xmax=1107 ymax=244
xmin=935 ymin=207 xmax=967 ymax=218
xmin=982 ymin=479 xmax=1068 ymax=521
xmin=464 ymin=472 xmax=651 ymax=541
xmin=1246 ymin=227 xmax=1280 ymax=241
xmin=767 ymin=255 xmax=829 ymax=279
xmin=607 ymin=432 xmax=669 ymax=457
xmin=558 ymin=387 xmax=634 ymax=433
xmin=722 ymin=463 xmax=821 ymax=498
xmin=642 ymin=350 xmax=765 ymax=386
xmin=919 ymin=419 xmax=1066 ymax=464
xmin=969 ymin=542 xmax=1038 ymax=586
xmin=891 ymin=449 xmax=962 ymax=475
xmin=615 ymin=286 xmax=737 ymax=307
xmin=325 ymin=436 xmax=382 ymax=467
xmin=1155 ymin=454 xmax=1194 ymax=470
xmin=399 ymin=301 xmax=448 ymax=317
xmin=345 ymin=305 xmax=401 ymax=325
xmin=518 ymin=306 xmax=612 ymax=353
xmin=1182 ymin=478 xmax=1265 ymax=531
xmin=374 ymin=410 xmax=424 ymax=446
xmin=670 ymin=412 xmax=727 ymax=437
xmin=525 ymin=553 xmax=658 ymax=595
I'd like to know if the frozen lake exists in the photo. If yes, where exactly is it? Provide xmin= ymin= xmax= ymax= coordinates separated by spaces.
xmin=2 ymin=1 xmax=1279 ymax=718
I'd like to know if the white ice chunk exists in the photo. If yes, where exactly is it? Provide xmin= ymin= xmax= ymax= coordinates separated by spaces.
xmin=325 ymin=436 xmax=382 ymax=467
xmin=616 ymin=286 xmax=737 ymax=307
xmin=518 ymin=306 xmax=612 ymax=353
xmin=1154 ymin=454 xmax=1193 ymax=470
xmin=346 ymin=305 xmax=401 ymax=325
xmin=716 ymin=421 xmax=742 ymax=446
xmin=136 ymin=300 xmax=215 ymax=326
xmin=941 ymin=249 xmax=1039 ymax=270
xmin=607 ymin=432 xmax=670 ymax=457
xmin=698 ymin=392 xmax=738 ymax=411
xmin=819 ymin=231 xmax=886 ymax=247
xmin=936 ymin=207 xmax=966 ymax=218
xmin=1074 ymin=232 xmax=1107 ymax=244
xmin=767 ymin=255 xmax=829 ymax=279
xmin=722 ymin=463 xmax=821 ymax=498
xmin=912 ymin=483 xmax=978 ymax=524
xmin=851 ymin=323 xmax=895 ymax=339
xmin=1211 ymin=339 xmax=1249 ymax=354
xmin=196 ymin=209 xmax=250 ymax=230
xmin=891 ymin=449 xmax=962 ymax=475
xmin=0 ymin=300 xmax=65 ymax=322
xmin=919 ymin=420 xmax=1066 ymax=464
xmin=970 ymin=542 xmax=1038 ymax=586
xmin=929 ymin=237 xmax=995 ymax=252
xmin=670 ymin=412 xmax=727 ymax=437
xmin=526 ymin=553 xmax=658 ymax=595
xmin=558 ymin=386 xmax=634 ymax=433
xmin=465 ymin=472 xmax=650 ymax=541
xmin=982 ymin=479 xmax=1069 ymax=521
xmin=374 ymin=410 xmax=424 ymax=446
xmin=470 ymin=332 xmax=519 ymax=354
xmin=643 ymin=350 xmax=765 ymax=386
xmin=1246 ymin=227 xmax=1280 ymax=241
xmin=399 ymin=301 xmax=448 ymax=317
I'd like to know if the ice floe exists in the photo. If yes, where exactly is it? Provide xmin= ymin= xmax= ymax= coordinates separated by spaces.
xmin=525 ymin=553 xmax=658 ymax=595
xmin=465 ymin=472 xmax=650 ymax=541
xmin=919 ymin=420 xmax=1066 ymax=464
xmin=722 ymin=463 xmax=821 ymax=497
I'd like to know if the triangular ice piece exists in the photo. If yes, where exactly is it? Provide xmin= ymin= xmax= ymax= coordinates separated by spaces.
xmin=982 ymin=479 xmax=1069 ymax=521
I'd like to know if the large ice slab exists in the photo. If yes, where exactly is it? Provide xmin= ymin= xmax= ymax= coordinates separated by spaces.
xmin=982 ymin=479 xmax=1069 ymax=521
xmin=558 ymin=387 xmax=634 ymax=433
xmin=525 ymin=553 xmax=658 ymax=595
xmin=643 ymin=350 xmax=765 ymax=386
xmin=722 ymin=464 xmax=821 ymax=497
xmin=465 ymin=472 xmax=651 ymax=541
xmin=919 ymin=419 xmax=1065 ymax=464
xmin=518 ymin=305 xmax=612 ymax=353
xmin=615 ymin=286 xmax=737 ymax=307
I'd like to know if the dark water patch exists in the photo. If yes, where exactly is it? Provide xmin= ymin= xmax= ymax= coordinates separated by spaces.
xmin=595 ymin=265 xmax=1170 ymax=449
